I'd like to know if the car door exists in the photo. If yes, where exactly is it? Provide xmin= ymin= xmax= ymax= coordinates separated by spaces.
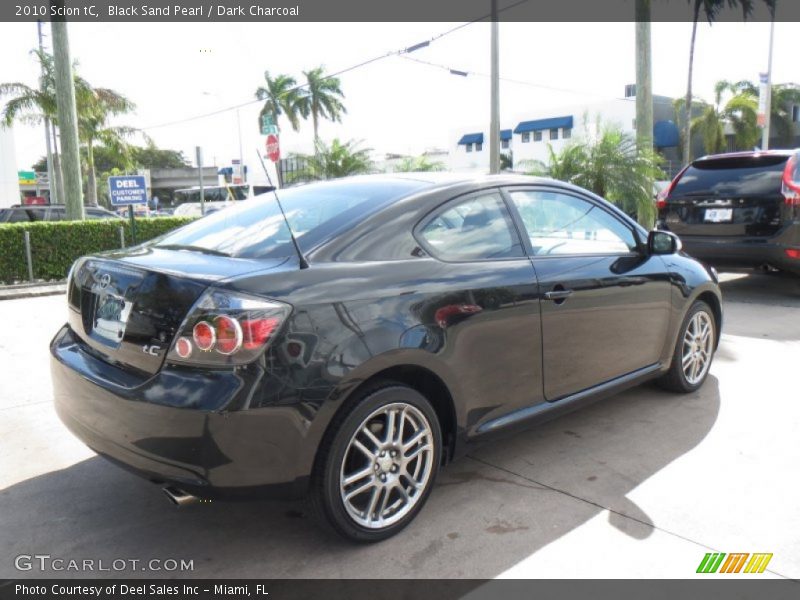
xmin=415 ymin=189 xmax=544 ymax=430
xmin=505 ymin=186 xmax=671 ymax=401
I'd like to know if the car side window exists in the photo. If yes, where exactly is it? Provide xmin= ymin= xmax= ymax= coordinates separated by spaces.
xmin=419 ymin=192 xmax=523 ymax=260
xmin=508 ymin=189 xmax=636 ymax=256
xmin=86 ymin=209 xmax=108 ymax=220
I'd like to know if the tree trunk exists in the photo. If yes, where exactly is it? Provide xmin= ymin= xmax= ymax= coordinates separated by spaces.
xmin=51 ymin=126 xmax=65 ymax=207
xmin=51 ymin=20 xmax=84 ymax=220
xmin=312 ymin=109 xmax=319 ymax=147
xmin=683 ymin=8 xmax=700 ymax=165
xmin=635 ymin=1 xmax=653 ymax=150
xmin=86 ymin=139 xmax=97 ymax=206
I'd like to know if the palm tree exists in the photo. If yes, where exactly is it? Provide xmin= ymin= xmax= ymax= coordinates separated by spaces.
xmin=291 ymin=138 xmax=372 ymax=181
xmin=523 ymin=122 xmax=664 ymax=227
xmin=393 ymin=155 xmax=445 ymax=173
xmin=297 ymin=67 xmax=346 ymax=146
xmin=766 ymin=84 xmax=800 ymax=147
xmin=78 ymin=87 xmax=139 ymax=206
xmin=255 ymin=72 xmax=303 ymax=133
xmin=681 ymin=0 xmax=773 ymax=163
xmin=1 ymin=50 xmax=138 ymax=206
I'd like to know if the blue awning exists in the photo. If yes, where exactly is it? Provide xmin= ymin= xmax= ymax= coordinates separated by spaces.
xmin=458 ymin=133 xmax=484 ymax=145
xmin=500 ymin=129 xmax=512 ymax=141
xmin=514 ymin=116 xmax=573 ymax=134
xmin=653 ymin=120 xmax=680 ymax=148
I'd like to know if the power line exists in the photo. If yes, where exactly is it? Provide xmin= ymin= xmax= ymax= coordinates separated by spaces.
xmin=140 ymin=22 xmax=484 ymax=131
xmin=140 ymin=0 xmax=531 ymax=131
xmin=399 ymin=55 xmax=621 ymax=101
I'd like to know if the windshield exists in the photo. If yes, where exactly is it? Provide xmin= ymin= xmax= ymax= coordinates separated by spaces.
xmin=153 ymin=178 xmax=427 ymax=258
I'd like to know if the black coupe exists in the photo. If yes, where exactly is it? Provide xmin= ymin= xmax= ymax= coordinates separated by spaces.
xmin=51 ymin=174 xmax=722 ymax=541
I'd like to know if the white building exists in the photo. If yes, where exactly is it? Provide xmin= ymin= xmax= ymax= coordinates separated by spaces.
xmin=449 ymin=93 xmax=681 ymax=174
xmin=0 ymin=126 xmax=21 ymax=208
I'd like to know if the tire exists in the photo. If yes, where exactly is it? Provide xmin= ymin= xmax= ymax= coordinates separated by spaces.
xmin=657 ymin=300 xmax=716 ymax=393
xmin=309 ymin=382 xmax=442 ymax=542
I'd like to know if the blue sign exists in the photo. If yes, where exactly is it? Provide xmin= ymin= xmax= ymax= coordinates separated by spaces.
xmin=108 ymin=175 xmax=147 ymax=206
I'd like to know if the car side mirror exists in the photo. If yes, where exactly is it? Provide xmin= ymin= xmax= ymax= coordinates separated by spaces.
xmin=648 ymin=230 xmax=681 ymax=255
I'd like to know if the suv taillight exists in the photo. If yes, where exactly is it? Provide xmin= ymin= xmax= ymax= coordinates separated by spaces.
xmin=782 ymin=155 xmax=800 ymax=206
xmin=167 ymin=288 xmax=291 ymax=367
xmin=657 ymin=164 xmax=690 ymax=211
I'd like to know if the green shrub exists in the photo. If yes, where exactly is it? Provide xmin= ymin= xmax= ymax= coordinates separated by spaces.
xmin=0 ymin=217 xmax=194 ymax=284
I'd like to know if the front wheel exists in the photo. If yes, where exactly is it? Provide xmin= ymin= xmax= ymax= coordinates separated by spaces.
xmin=310 ymin=383 xmax=441 ymax=542
xmin=658 ymin=300 xmax=716 ymax=393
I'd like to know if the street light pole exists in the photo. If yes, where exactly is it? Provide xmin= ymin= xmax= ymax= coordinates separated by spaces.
xmin=760 ymin=16 xmax=775 ymax=150
xmin=489 ymin=0 xmax=500 ymax=174
xmin=50 ymin=12 xmax=84 ymax=220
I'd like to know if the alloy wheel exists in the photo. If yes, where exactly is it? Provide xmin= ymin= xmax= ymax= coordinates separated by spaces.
xmin=682 ymin=310 xmax=714 ymax=385
xmin=339 ymin=402 xmax=435 ymax=529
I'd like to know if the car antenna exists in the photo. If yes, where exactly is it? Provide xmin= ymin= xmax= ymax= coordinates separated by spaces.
xmin=256 ymin=148 xmax=309 ymax=269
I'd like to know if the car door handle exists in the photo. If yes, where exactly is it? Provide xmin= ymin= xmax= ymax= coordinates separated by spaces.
xmin=544 ymin=289 xmax=574 ymax=302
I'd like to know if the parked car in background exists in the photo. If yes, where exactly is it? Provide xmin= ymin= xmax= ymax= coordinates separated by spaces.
xmin=51 ymin=174 xmax=722 ymax=542
xmin=0 ymin=205 xmax=122 ymax=223
xmin=657 ymin=149 xmax=800 ymax=276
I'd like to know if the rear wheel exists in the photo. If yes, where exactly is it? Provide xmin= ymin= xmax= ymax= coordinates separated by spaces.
xmin=658 ymin=300 xmax=716 ymax=393
xmin=310 ymin=383 xmax=441 ymax=542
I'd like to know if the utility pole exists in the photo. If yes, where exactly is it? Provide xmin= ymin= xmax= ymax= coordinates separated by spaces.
xmin=236 ymin=108 xmax=245 ymax=183
xmin=196 ymin=146 xmax=205 ymax=216
xmin=50 ymin=10 xmax=84 ymax=219
xmin=489 ymin=0 xmax=500 ymax=174
xmin=635 ymin=0 xmax=653 ymax=152
xmin=760 ymin=16 xmax=775 ymax=150
xmin=37 ymin=20 xmax=58 ymax=205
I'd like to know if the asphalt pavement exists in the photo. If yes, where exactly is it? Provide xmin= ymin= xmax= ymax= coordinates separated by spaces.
xmin=1 ymin=271 xmax=798 ymax=579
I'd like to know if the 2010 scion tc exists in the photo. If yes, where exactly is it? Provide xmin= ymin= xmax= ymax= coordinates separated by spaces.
xmin=51 ymin=174 xmax=722 ymax=542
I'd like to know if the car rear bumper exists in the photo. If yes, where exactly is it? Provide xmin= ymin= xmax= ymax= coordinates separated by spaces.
xmin=679 ymin=235 xmax=800 ymax=274
xmin=50 ymin=325 xmax=313 ymax=499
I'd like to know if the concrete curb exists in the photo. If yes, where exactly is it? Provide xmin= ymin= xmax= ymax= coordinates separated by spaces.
xmin=0 ymin=281 xmax=67 ymax=301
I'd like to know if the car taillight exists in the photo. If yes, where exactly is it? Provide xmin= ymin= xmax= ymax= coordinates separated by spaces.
xmin=657 ymin=164 xmax=690 ymax=211
xmin=782 ymin=155 xmax=800 ymax=206
xmin=167 ymin=289 xmax=291 ymax=366
xmin=786 ymin=248 xmax=800 ymax=259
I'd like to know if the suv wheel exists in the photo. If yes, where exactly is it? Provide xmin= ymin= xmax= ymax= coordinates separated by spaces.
xmin=310 ymin=383 xmax=441 ymax=542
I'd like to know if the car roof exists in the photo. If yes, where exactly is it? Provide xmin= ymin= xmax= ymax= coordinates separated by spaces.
xmin=317 ymin=172 xmax=571 ymax=193
xmin=696 ymin=149 xmax=798 ymax=162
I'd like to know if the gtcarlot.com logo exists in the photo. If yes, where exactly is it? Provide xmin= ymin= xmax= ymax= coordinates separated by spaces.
xmin=697 ymin=552 xmax=773 ymax=574
xmin=14 ymin=554 xmax=194 ymax=572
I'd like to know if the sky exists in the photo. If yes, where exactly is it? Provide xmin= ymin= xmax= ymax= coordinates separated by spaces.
xmin=0 ymin=19 xmax=795 ymax=176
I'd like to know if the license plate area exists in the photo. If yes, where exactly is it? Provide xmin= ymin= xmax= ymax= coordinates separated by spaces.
xmin=84 ymin=263 xmax=143 ymax=349
xmin=704 ymin=208 xmax=733 ymax=223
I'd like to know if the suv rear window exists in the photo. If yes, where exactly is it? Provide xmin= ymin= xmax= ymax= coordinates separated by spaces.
xmin=672 ymin=155 xmax=789 ymax=197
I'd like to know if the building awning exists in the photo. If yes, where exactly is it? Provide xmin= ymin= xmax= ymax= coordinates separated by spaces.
xmin=653 ymin=120 xmax=680 ymax=148
xmin=514 ymin=116 xmax=573 ymax=134
xmin=458 ymin=133 xmax=484 ymax=145
xmin=500 ymin=129 xmax=512 ymax=141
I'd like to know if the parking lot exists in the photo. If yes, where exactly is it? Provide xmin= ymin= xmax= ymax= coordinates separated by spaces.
xmin=1 ymin=272 xmax=798 ymax=580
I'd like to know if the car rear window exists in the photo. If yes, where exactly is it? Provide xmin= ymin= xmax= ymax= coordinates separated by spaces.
xmin=153 ymin=178 xmax=428 ymax=258
xmin=672 ymin=155 xmax=789 ymax=197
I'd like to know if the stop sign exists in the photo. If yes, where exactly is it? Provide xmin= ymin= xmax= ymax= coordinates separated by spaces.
xmin=266 ymin=134 xmax=280 ymax=162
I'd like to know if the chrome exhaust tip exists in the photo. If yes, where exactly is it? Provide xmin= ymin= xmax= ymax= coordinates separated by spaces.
xmin=162 ymin=485 xmax=199 ymax=507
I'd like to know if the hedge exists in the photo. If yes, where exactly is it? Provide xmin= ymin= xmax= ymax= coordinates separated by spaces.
xmin=0 ymin=217 xmax=195 ymax=284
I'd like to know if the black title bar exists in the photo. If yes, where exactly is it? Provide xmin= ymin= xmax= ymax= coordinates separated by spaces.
xmin=2 ymin=0 xmax=797 ymax=23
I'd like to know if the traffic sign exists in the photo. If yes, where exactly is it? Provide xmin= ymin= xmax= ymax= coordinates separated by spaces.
xmin=266 ymin=134 xmax=280 ymax=162
xmin=261 ymin=113 xmax=278 ymax=135
xmin=108 ymin=175 xmax=148 ymax=206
